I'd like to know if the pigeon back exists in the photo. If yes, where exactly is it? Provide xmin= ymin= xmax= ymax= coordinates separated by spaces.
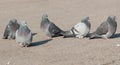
xmin=95 ymin=21 xmax=108 ymax=35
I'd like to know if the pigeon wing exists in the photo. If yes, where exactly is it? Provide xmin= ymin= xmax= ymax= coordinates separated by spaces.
xmin=48 ymin=23 xmax=62 ymax=36
xmin=3 ymin=25 xmax=10 ymax=39
xmin=108 ymin=20 xmax=117 ymax=35
xmin=95 ymin=21 xmax=108 ymax=35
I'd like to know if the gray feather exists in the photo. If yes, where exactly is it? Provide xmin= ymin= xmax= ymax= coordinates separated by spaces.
xmin=3 ymin=18 xmax=19 ymax=39
xmin=16 ymin=21 xmax=32 ymax=47
xmin=81 ymin=16 xmax=91 ymax=29
xmin=96 ymin=21 xmax=108 ymax=35
xmin=90 ymin=16 xmax=117 ymax=39
xmin=62 ymin=30 xmax=75 ymax=38
xmin=41 ymin=14 xmax=64 ymax=38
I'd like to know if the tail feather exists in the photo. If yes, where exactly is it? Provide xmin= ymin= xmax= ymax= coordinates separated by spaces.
xmin=89 ymin=33 xmax=102 ymax=39
xmin=60 ymin=30 xmax=75 ymax=38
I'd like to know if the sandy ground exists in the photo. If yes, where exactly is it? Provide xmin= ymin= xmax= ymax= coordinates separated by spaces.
xmin=0 ymin=0 xmax=120 ymax=65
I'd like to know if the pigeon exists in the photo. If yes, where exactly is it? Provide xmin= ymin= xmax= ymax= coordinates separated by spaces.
xmin=89 ymin=16 xmax=117 ymax=39
xmin=15 ymin=21 xmax=32 ymax=47
xmin=41 ymin=14 xmax=64 ymax=38
xmin=3 ymin=18 xmax=19 ymax=39
xmin=63 ymin=16 xmax=91 ymax=38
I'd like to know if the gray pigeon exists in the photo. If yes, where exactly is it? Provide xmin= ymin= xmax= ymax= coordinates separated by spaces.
xmin=89 ymin=16 xmax=117 ymax=39
xmin=63 ymin=16 xmax=91 ymax=38
xmin=41 ymin=14 xmax=64 ymax=38
xmin=15 ymin=21 xmax=32 ymax=47
xmin=3 ymin=18 xmax=19 ymax=39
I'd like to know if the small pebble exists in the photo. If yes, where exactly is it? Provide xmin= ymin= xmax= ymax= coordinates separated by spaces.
xmin=116 ymin=44 xmax=120 ymax=47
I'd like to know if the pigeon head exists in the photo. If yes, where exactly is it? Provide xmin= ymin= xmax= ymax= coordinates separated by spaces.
xmin=81 ymin=16 xmax=89 ymax=22
xmin=21 ymin=21 xmax=27 ymax=26
xmin=19 ymin=21 xmax=28 ymax=29
xmin=107 ymin=16 xmax=116 ymax=22
xmin=41 ymin=14 xmax=49 ymax=23
xmin=9 ymin=18 xmax=17 ymax=26
xmin=42 ymin=14 xmax=48 ymax=19
xmin=19 ymin=21 xmax=27 ymax=30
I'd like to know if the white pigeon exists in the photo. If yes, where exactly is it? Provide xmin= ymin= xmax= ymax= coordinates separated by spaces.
xmin=63 ymin=16 xmax=91 ymax=38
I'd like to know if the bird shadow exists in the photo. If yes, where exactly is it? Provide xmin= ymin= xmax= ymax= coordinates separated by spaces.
xmin=111 ymin=33 xmax=120 ymax=38
xmin=32 ymin=33 xmax=37 ymax=36
xmin=29 ymin=39 xmax=52 ymax=47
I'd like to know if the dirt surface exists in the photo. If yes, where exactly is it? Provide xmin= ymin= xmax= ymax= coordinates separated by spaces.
xmin=0 ymin=0 xmax=120 ymax=65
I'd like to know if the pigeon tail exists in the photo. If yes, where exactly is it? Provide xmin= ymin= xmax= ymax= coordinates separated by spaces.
xmin=89 ymin=32 xmax=102 ymax=39
xmin=60 ymin=30 xmax=75 ymax=38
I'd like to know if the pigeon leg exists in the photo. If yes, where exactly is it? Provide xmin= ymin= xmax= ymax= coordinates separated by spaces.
xmin=76 ymin=35 xmax=84 ymax=39
xmin=19 ymin=43 xmax=25 ymax=47
xmin=25 ymin=43 xmax=29 ymax=47
xmin=79 ymin=36 xmax=84 ymax=39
